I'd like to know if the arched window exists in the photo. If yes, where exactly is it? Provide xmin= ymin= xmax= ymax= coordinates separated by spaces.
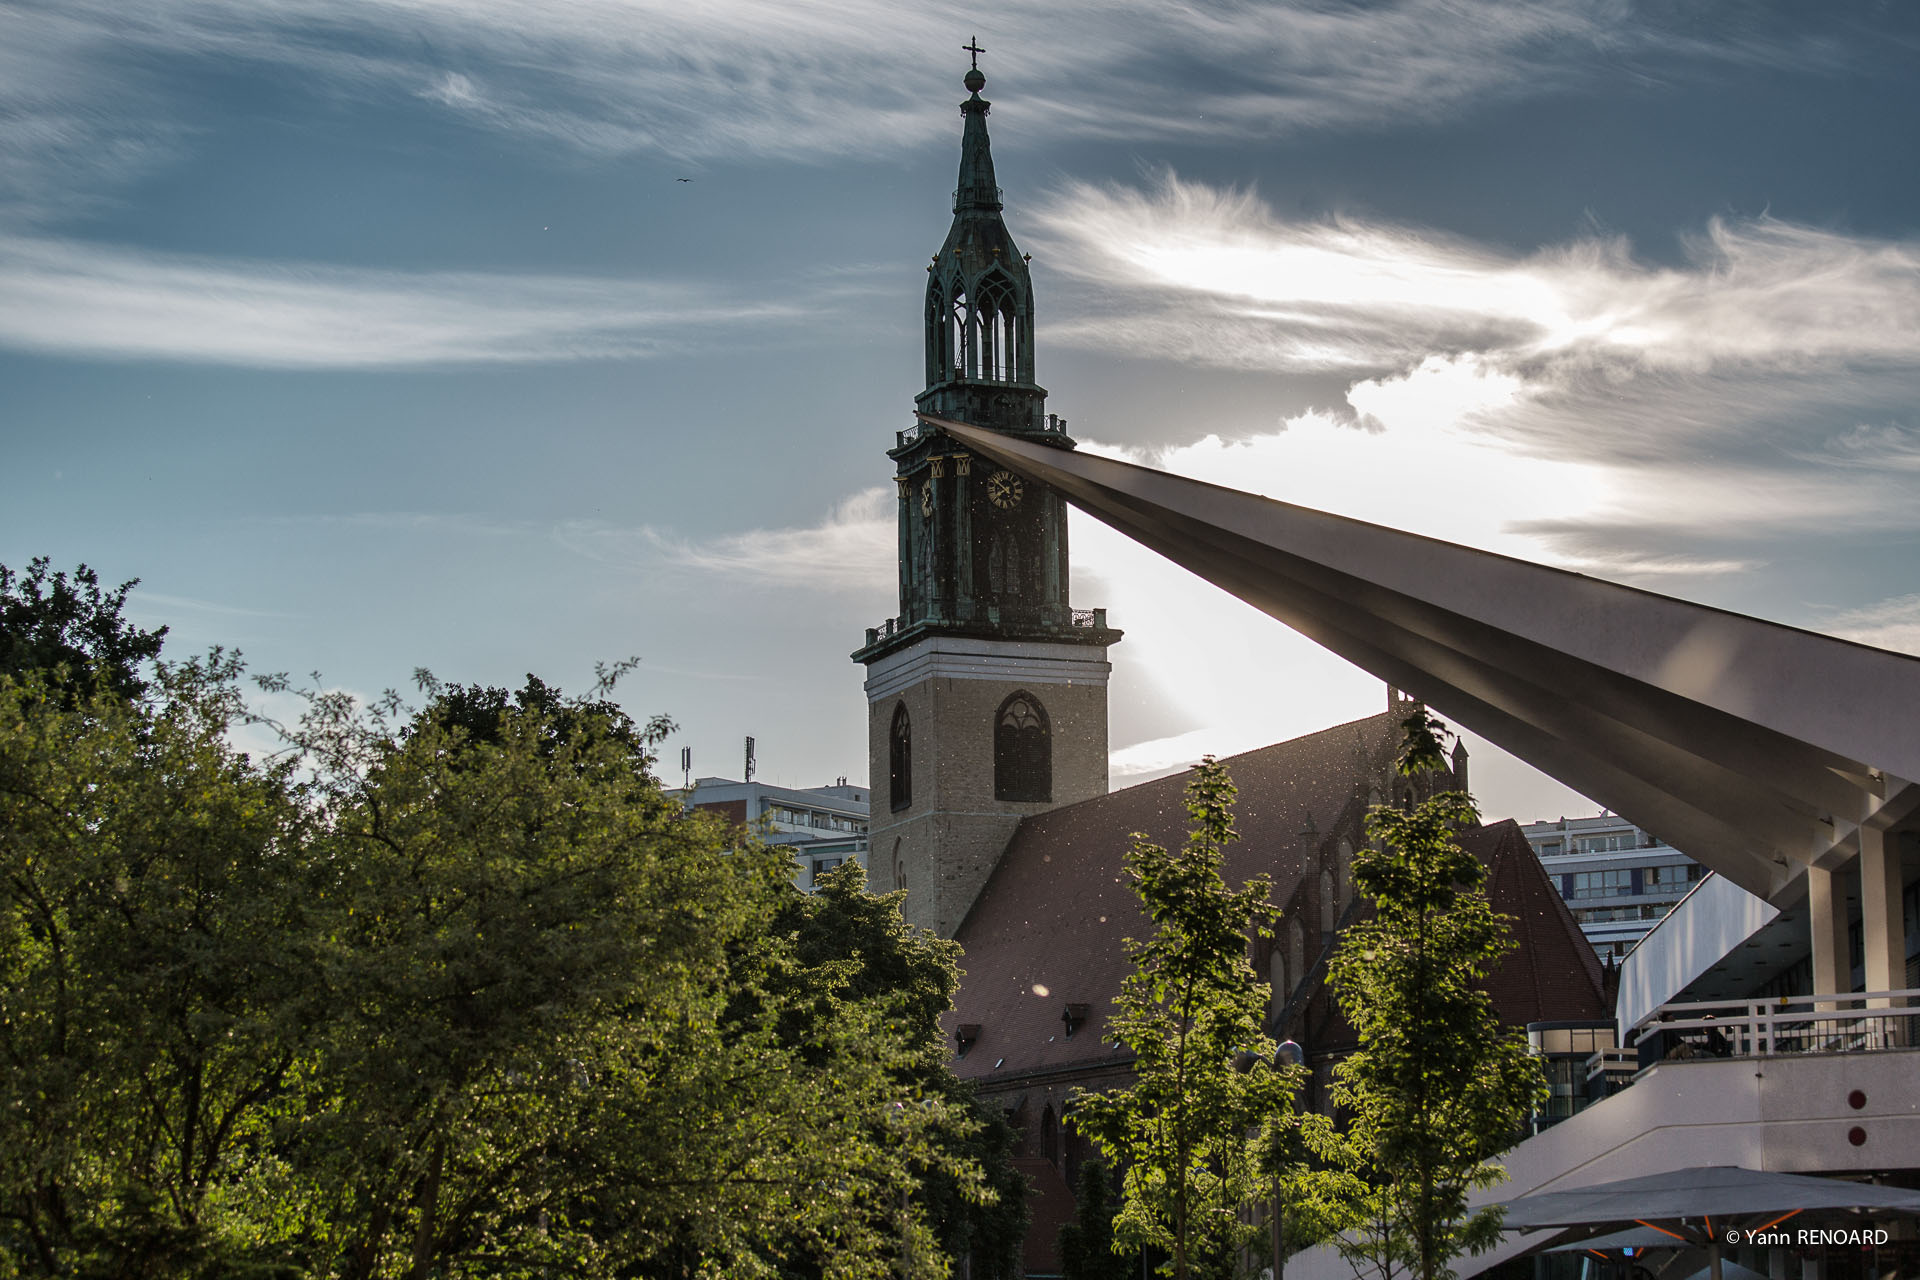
xmin=1320 ymin=869 xmax=1336 ymax=933
xmin=891 ymin=839 xmax=904 ymax=894
xmin=1269 ymin=950 xmax=1288 ymax=1007
xmin=1336 ymin=838 xmax=1354 ymax=906
xmin=945 ymin=272 xmax=1023 ymax=382
xmin=926 ymin=279 xmax=947 ymax=380
xmin=976 ymin=273 xmax=1018 ymax=381
xmin=889 ymin=703 xmax=912 ymax=812
xmin=1288 ymin=919 xmax=1304 ymax=989
xmin=994 ymin=691 xmax=1050 ymax=802
xmin=1041 ymin=1103 xmax=1058 ymax=1164
xmin=950 ymin=288 xmax=972 ymax=378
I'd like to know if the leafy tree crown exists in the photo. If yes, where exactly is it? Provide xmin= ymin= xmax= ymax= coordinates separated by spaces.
xmin=0 ymin=557 xmax=167 ymax=700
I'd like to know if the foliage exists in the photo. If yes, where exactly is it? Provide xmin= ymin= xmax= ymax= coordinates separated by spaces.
xmin=1070 ymin=758 xmax=1301 ymax=1280
xmin=418 ymin=667 xmax=669 ymax=772
xmin=0 ymin=657 xmax=1008 ymax=1279
xmin=1290 ymin=711 xmax=1546 ymax=1280
xmin=762 ymin=862 xmax=1027 ymax=1279
xmin=0 ymin=558 xmax=168 ymax=701
xmin=1057 ymin=1160 xmax=1131 ymax=1280
xmin=0 ymin=653 xmax=311 ymax=1279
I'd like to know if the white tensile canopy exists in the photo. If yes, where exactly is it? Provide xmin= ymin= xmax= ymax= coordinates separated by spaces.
xmin=932 ymin=414 xmax=1920 ymax=907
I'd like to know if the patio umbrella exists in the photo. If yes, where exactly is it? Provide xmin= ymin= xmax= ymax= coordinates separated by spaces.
xmin=1494 ymin=1166 xmax=1920 ymax=1280
xmin=1679 ymin=1264 xmax=1770 ymax=1280
xmin=1543 ymin=1226 xmax=1692 ymax=1254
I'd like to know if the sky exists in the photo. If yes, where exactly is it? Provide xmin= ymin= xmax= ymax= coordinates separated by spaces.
xmin=5 ymin=0 xmax=1920 ymax=827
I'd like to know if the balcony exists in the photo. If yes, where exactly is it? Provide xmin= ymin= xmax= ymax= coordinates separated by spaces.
xmin=895 ymin=412 xmax=1070 ymax=450
xmin=862 ymin=607 xmax=1109 ymax=649
xmin=1629 ymin=990 xmax=1919 ymax=1068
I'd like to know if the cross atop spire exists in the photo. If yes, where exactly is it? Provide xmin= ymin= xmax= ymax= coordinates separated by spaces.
xmin=963 ymin=36 xmax=985 ymax=70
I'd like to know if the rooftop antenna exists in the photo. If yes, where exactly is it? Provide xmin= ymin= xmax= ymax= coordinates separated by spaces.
xmin=680 ymin=746 xmax=691 ymax=793
xmin=744 ymin=735 xmax=756 ymax=783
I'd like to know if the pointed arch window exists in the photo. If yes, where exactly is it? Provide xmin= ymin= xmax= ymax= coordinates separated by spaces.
xmin=949 ymin=285 xmax=971 ymax=379
xmin=926 ymin=278 xmax=948 ymax=381
xmin=945 ymin=273 xmax=1023 ymax=382
xmin=975 ymin=273 xmax=1018 ymax=382
xmin=993 ymin=691 xmax=1050 ymax=802
xmin=889 ymin=703 xmax=912 ymax=812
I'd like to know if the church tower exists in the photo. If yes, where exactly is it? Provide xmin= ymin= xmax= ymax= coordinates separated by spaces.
xmin=854 ymin=58 xmax=1121 ymax=937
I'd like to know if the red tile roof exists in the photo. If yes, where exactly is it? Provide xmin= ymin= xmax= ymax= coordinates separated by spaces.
xmin=1468 ymin=819 xmax=1608 ymax=1024
xmin=944 ymin=713 xmax=1607 ymax=1085
xmin=1295 ymin=819 xmax=1609 ymax=1053
xmin=946 ymin=712 xmax=1403 ymax=1082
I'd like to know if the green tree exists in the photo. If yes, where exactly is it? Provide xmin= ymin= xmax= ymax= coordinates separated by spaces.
xmin=1057 ymin=1160 xmax=1130 ymax=1280
xmin=420 ymin=666 xmax=667 ymax=772
xmin=0 ymin=656 xmax=315 ymax=1278
xmin=768 ymin=861 xmax=1027 ymax=1280
xmin=273 ymin=675 xmax=977 ymax=1279
xmin=0 ymin=558 xmax=167 ymax=701
xmin=1071 ymin=758 xmax=1301 ymax=1280
xmin=0 ymin=659 xmax=1001 ymax=1280
xmin=1292 ymin=711 xmax=1546 ymax=1280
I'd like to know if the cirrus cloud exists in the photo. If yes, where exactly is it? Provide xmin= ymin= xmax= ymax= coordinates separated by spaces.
xmin=0 ymin=234 xmax=803 ymax=367
xmin=2 ymin=0 xmax=1850 ymax=223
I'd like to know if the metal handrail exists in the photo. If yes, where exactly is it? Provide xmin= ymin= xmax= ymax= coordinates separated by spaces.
xmin=1633 ymin=989 xmax=1919 ymax=1024
xmin=1629 ymin=990 xmax=1919 ymax=1065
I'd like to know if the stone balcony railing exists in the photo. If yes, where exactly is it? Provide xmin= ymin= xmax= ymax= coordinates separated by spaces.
xmin=862 ymin=607 xmax=1108 ymax=648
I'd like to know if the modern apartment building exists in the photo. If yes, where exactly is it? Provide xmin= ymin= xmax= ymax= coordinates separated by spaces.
xmin=668 ymin=776 xmax=870 ymax=889
xmin=1520 ymin=813 xmax=1704 ymax=957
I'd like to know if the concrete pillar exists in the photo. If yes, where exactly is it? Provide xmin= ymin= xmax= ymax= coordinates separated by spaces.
xmin=1808 ymin=860 xmax=1852 ymax=1009
xmin=1860 ymin=827 xmax=1906 ymax=1004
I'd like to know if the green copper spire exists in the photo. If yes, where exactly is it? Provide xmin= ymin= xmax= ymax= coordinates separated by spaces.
xmin=954 ymin=68 xmax=1002 ymax=213
xmin=851 ymin=58 xmax=1120 ymax=665
xmin=919 ymin=59 xmax=1041 ymax=411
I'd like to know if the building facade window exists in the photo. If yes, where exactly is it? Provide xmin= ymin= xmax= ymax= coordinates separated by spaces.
xmin=1570 ymin=869 xmax=1631 ymax=899
xmin=889 ymin=703 xmax=912 ymax=812
xmin=993 ymin=692 xmax=1051 ymax=802
xmin=1645 ymin=864 xmax=1700 ymax=889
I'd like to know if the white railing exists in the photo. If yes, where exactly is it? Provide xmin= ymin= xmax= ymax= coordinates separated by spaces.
xmin=1629 ymin=989 xmax=1920 ymax=1067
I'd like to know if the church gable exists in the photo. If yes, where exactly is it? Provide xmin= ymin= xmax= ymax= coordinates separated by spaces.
xmin=944 ymin=711 xmax=1406 ymax=1082
xmin=943 ymin=715 xmax=1610 ymax=1083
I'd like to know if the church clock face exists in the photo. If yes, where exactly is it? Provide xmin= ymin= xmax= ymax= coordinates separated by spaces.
xmin=987 ymin=470 xmax=1024 ymax=509
xmin=920 ymin=480 xmax=934 ymax=518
